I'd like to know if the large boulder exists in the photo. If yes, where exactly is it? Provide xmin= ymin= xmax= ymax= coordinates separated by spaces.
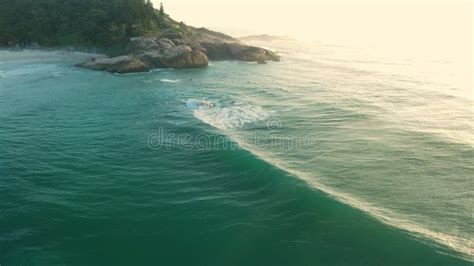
xmin=135 ymin=43 xmax=209 ymax=69
xmin=136 ymin=51 xmax=165 ymax=69
xmin=156 ymin=38 xmax=175 ymax=50
xmin=128 ymin=37 xmax=180 ymax=54
xmin=78 ymin=56 xmax=149 ymax=73
xmin=125 ymin=37 xmax=208 ymax=69
xmin=128 ymin=38 xmax=160 ymax=54
xmin=112 ymin=58 xmax=149 ymax=74
xmin=162 ymin=44 xmax=192 ymax=59
xmin=160 ymin=47 xmax=208 ymax=69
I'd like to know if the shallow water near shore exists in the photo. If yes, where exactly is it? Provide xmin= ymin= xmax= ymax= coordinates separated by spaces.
xmin=0 ymin=44 xmax=472 ymax=265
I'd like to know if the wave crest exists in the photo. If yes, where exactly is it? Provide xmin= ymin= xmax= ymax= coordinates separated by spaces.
xmin=186 ymin=99 xmax=270 ymax=130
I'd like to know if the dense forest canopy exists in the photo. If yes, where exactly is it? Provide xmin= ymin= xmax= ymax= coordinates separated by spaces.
xmin=0 ymin=0 xmax=173 ymax=47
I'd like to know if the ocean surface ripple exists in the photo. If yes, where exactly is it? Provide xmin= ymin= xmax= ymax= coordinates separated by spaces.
xmin=0 ymin=45 xmax=472 ymax=265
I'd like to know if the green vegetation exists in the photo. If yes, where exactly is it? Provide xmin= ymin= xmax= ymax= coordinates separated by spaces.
xmin=159 ymin=2 xmax=165 ymax=22
xmin=0 ymin=0 xmax=174 ymax=48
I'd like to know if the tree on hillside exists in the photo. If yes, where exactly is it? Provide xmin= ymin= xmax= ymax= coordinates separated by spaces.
xmin=159 ymin=3 xmax=165 ymax=19
xmin=156 ymin=2 xmax=166 ymax=27
xmin=0 ymin=0 xmax=161 ymax=47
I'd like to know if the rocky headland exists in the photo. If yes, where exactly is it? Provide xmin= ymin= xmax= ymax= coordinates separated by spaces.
xmin=77 ymin=28 xmax=280 ymax=74
xmin=1 ymin=0 xmax=280 ymax=74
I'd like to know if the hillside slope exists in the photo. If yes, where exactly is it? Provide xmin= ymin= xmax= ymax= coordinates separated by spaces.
xmin=1 ymin=0 xmax=280 ymax=72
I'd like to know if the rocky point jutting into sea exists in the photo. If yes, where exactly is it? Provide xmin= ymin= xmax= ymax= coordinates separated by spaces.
xmin=77 ymin=27 xmax=280 ymax=73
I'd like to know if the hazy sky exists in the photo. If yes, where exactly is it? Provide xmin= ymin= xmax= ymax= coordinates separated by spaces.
xmin=152 ymin=0 xmax=472 ymax=61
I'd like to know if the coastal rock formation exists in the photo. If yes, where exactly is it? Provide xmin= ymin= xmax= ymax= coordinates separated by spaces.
xmin=78 ymin=29 xmax=279 ymax=73
xmin=78 ymin=56 xmax=149 ymax=74
xmin=130 ymin=38 xmax=209 ymax=69
xmin=3 ymin=0 xmax=280 ymax=73
xmin=160 ymin=48 xmax=209 ymax=69
xmin=79 ymin=37 xmax=209 ymax=73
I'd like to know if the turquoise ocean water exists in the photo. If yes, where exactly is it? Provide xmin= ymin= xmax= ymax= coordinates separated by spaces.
xmin=0 ymin=41 xmax=472 ymax=265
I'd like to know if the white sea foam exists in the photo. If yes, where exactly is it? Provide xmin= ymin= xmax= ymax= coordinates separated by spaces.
xmin=186 ymin=99 xmax=270 ymax=130
xmin=161 ymin=79 xmax=181 ymax=83
xmin=222 ymin=130 xmax=474 ymax=262
xmin=189 ymin=97 xmax=474 ymax=261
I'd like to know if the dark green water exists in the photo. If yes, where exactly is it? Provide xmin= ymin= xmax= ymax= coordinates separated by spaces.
xmin=0 ymin=47 xmax=472 ymax=265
